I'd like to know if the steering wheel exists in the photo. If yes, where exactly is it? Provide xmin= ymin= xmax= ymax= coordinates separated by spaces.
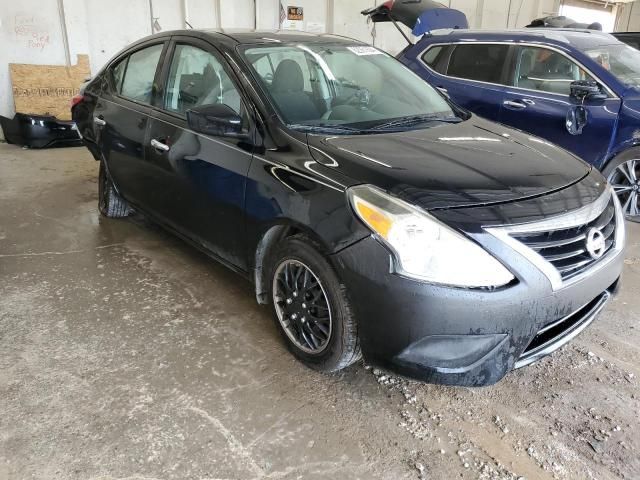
xmin=323 ymin=79 xmax=376 ymax=120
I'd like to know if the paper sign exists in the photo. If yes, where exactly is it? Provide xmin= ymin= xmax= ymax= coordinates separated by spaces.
xmin=282 ymin=20 xmax=304 ymax=31
xmin=306 ymin=21 xmax=325 ymax=33
xmin=287 ymin=6 xmax=303 ymax=21
xmin=347 ymin=46 xmax=384 ymax=56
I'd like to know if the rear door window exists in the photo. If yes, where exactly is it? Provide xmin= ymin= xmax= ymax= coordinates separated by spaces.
xmin=512 ymin=46 xmax=595 ymax=95
xmin=119 ymin=44 xmax=164 ymax=104
xmin=421 ymin=45 xmax=448 ymax=74
xmin=446 ymin=44 xmax=510 ymax=84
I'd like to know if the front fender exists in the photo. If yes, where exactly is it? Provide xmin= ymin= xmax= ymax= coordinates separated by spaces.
xmin=605 ymin=97 xmax=640 ymax=168
xmin=244 ymin=153 xmax=370 ymax=266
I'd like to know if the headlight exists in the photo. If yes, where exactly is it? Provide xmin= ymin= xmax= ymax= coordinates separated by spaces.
xmin=348 ymin=185 xmax=514 ymax=288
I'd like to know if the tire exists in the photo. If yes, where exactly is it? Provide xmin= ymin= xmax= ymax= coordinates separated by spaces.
xmin=603 ymin=148 xmax=640 ymax=223
xmin=98 ymin=161 xmax=131 ymax=218
xmin=267 ymin=234 xmax=361 ymax=372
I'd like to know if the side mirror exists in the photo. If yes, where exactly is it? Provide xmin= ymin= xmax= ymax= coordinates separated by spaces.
xmin=186 ymin=104 xmax=245 ymax=138
xmin=566 ymin=106 xmax=588 ymax=135
xmin=570 ymin=80 xmax=607 ymax=101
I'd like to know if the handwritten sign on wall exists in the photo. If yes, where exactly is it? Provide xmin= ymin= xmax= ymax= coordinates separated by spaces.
xmin=10 ymin=55 xmax=90 ymax=120
xmin=14 ymin=14 xmax=51 ymax=51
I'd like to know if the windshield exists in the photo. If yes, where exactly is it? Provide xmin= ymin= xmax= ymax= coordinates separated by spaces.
xmin=241 ymin=43 xmax=459 ymax=133
xmin=584 ymin=43 xmax=640 ymax=90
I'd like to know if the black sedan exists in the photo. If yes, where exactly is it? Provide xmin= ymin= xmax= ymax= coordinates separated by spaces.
xmin=73 ymin=30 xmax=626 ymax=386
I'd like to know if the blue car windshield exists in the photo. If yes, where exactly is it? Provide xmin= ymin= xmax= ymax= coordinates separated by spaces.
xmin=242 ymin=44 xmax=458 ymax=132
xmin=584 ymin=43 xmax=640 ymax=90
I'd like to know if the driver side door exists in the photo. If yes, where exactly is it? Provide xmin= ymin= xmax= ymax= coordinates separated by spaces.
xmin=144 ymin=37 xmax=255 ymax=270
xmin=499 ymin=45 xmax=621 ymax=166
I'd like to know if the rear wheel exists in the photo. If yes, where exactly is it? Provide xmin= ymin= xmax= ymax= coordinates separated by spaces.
xmin=268 ymin=235 xmax=361 ymax=372
xmin=604 ymin=150 xmax=640 ymax=222
xmin=98 ymin=161 xmax=131 ymax=218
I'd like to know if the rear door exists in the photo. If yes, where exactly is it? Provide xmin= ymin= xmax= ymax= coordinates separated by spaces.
xmin=423 ymin=43 xmax=512 ymax=122
xmin=93 ymin=42 xmax=168 ymax=206
xmin=144 ymin=37 xmax=254 ymax=269
xmin=499 ymin=45 xmax=621 ymax=165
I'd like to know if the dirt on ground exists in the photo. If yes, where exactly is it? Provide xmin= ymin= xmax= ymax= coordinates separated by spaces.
xmin=0 ymin=143 xmax=638 ymax=480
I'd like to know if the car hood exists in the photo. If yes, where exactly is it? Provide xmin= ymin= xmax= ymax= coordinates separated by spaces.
xmin=306 ymin=116 xmax=591 ymax=210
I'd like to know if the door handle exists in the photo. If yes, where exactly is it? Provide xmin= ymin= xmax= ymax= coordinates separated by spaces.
xmin=436 ymin=86 xmax=448 ymax=95
xmin=150 ymin=138 xmax=170 ymax=152
xmin=503 ymin=100 xmax=528 ymax=109
xmin=93 ymin=116 xmax=106 ymax=126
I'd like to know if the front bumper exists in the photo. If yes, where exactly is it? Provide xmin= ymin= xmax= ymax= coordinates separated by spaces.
xmin=333 ymin=232 xmax=624 ymax=387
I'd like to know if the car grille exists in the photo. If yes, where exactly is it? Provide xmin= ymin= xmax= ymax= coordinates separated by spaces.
xmin=510 ymin=198 xmax=616 ymax=281
xmin=515 ymin=290 xmax=611 ymax=369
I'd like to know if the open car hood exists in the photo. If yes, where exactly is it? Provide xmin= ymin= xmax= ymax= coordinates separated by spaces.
xmin=361 ymin=0 xmax=468 ymax=37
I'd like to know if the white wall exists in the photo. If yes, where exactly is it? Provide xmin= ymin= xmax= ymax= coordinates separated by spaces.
xmin=84 ymin=1 xmax=152 ymax=74
xmin=0 ymin=0 xmax=585 ymax=134
xmin=616 ymin=1 xmax=640 ymax=31
xmin=1 ymin=0 xmax=67 ymax=136
xmin=221 ymin=0 xmax=255 ymax=28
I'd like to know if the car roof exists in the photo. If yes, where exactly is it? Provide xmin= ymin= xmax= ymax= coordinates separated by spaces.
xmin=145 ymin=29 xmax=365 ymax=46
xmin=425 ymin=28 xmax=622 ymax=50
xmin=210 ymin=29 xmax=365 ymax=45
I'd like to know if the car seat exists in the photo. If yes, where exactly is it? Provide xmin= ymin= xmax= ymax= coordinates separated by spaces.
xmin=271 ymin=59 xmax=319 ymax=123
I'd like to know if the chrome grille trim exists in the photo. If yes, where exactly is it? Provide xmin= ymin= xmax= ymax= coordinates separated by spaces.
xmin=486 ymin=187 xmax=625 ymax=291
xmin=513 ymin=200 xmax=616 ymax=280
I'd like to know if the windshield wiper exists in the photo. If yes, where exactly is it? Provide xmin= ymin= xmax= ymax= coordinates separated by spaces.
xmin=289 ymin=123 xmax=363 ymax=134
xmin=370 ymin=114 xmax=461 ymax=131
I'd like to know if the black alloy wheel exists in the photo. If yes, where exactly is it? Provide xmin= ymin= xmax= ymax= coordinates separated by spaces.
xmin=273 ymin=259 xmax=332 ymax=354
xmin=268 ymin=234 xmax=361 ymax=372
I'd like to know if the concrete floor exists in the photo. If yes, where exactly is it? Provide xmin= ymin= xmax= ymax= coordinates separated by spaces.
xmin=0 ymin=142 xmax=638 ymax=480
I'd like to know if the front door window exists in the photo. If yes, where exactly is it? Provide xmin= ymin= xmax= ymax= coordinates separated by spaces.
xmin=164 ymin=44 xmax=242 ymax=116
xmin=513 ymin=47 xmax=595 ymax=95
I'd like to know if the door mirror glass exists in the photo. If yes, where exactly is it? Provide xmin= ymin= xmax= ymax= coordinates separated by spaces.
xmin=566 ymin=105 xmax=588 ymax=135
xmin=186 ymin=104 xmax=244 ymax=137
xmin=570 ymin=80 xmax=607 ymax=101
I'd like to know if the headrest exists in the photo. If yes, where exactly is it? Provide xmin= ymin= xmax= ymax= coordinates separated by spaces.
xmin=272 ymin=59 xmax=304 ymax=93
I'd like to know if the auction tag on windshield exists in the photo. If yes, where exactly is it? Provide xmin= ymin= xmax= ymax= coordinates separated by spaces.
xmin=347 ymin=46 xmax=383 ymax=56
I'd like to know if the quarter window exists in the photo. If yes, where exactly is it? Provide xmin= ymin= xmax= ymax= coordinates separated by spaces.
xmin=119 ymin=44 xmax=164 ymax=103
xmin=513 ymin=46 xmax=595 ymax=95
xmin=446 ymin=44 xmax=509 ymax=84
xmin=164 ymin=44 xmax=242 ymax=115
xmin=111 ymin=58 xmax=127 ymax=92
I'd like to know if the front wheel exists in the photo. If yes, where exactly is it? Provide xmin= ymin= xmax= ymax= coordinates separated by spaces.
xmin=268 ymin=235 xmax=361 ymax=372
xmin=604 ymin=151 xmax=640 ymax=222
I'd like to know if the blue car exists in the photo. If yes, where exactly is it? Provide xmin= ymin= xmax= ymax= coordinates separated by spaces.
xmin=364 ymin=1 xmax=640 ymax=220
